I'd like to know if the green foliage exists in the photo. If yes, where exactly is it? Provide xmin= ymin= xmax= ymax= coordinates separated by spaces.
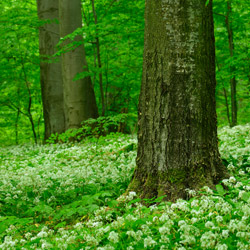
xmin=47 ymin=113 xmax=137 ymax=143
xmin=0 ymin=0 xmax=249 ymax=144
xmin=0 ymin=0 xmax=43 ymax=145
xmin=214 ymin=0 xmax=250 ymax=126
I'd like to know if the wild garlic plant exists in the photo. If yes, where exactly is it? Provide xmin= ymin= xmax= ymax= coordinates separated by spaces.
xmin=0 ymin=125 xmax=249 ymax=249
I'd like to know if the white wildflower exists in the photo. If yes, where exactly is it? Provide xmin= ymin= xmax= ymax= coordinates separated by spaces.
xmin=127 ymin=191 xmax=137 ymax=201
xmin=159 ymin=225 xmax=170 ymax=235
xmin=200 ymin=231 xmax=217 ymax=249
xmin=238 ymin=170 xmax=245 ymax=176
xmin=229 ymin=176 xmax=236 ymax=183
xmin=235 ymin=182 xmax=243 ymax=188
xmin=144 ymin=236 xmax=157 ymax=248
xmin=203 ymin=186 xmax=213 ymax=194
xmin=227 ymin=163 xmax=235 ymax=171
xmin=37 ymin=231 xmax=48 ymax=238
xmin=205 ymin=221 xmax=214 ymax=228
xmin=216 ymin=215 xmax=223 ymax=223
xmin=159 ymin=213 xmax=169 ymax=222
xmin=215 ymin=243 xmax=228 ymax=250
xmin=221 ymin=230 xmax=229 ymax=238
xmin=73 ymin=222 xmax=83 ymax=230
xmin=127 ymin=247 xmax=134 ymax=250
xmin=108 ymin=231 xmax=119 ymax=244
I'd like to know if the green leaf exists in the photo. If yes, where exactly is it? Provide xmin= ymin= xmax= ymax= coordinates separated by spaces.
xmin=242 ymin=192 xmax=250 ymax=203
xmin=216 ymin=184 xmax=225 ymax=196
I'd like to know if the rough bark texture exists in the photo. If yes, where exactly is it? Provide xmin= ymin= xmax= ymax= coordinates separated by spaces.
xmin=128 ymin=0 xmax=228 ymax=201
xmin=37 ymin=0 xmax=65 ymax=140
xmin=59 ymin=0 xmax=98 ymax=129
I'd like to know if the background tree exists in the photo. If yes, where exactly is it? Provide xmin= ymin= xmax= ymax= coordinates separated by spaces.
xmin=81 ymin=0 xmax=144 ymax=115
xmin=214 ymin=0 xmax=250 ymax=126
xmin=36 ymin=0 xmax=65 ymax=140
xmin=128 ymin=0 xmax=228 ymax=201
xmin=59 ymin=0 xmax=98 ymax=129
xmin=90 ymin=0 xmax=105 ymax=116
xmin=225 ymin=0 xmax=237 ymax=127
xmin=0 ymin=0 xmax=42 ymax=145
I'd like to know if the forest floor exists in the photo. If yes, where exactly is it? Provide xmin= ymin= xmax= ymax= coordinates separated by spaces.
xmin=0 ymin=125 xmax=250 ymax=249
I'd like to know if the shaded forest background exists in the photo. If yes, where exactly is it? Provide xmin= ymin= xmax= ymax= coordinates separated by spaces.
xmin=0 ymin=0 xmax=249 ymax=145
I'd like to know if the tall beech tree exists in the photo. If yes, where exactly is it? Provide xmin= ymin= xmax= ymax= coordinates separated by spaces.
xmin=128 ymin=0 xmax=228 ymax=201
xmin=37 ymin=0 xmax=65 ymax=140
xmin=59 ymin=0 xmax=98 ymax=129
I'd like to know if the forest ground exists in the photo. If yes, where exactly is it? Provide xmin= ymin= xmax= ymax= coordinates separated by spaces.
xmin=0 ymin=125 xmax=250 ymax=249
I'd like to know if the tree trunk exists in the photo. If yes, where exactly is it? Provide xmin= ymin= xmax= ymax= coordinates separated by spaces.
xmin=19 ymin=53 xmax=37 ymax=144
xmin=37 ymin=0 xmax=65 ymax=140
xmin=216 ymin=58 xmax=231 ymax=125
xmin=15 ymin=109 xmax=20 ymax=145
xmin=225 ymin=0 xmax=237 ymax=127
xmin=128 ymin=0 xmax=228 ymax=201
xmin=223 ymin=87 xmax=231 ymax=126
xmin=91 ymin=0 xmax=105 ymax=116
xmin=59 ymin=0 xmax=98 ymax=129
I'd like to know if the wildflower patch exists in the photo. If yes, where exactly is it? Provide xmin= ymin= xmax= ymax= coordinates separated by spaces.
xmin=0 ymin=125 xmax=250 ymax=249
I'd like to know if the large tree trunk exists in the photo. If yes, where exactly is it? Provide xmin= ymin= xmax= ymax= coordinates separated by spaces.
xmin=59 ymin=0 xmax=98 ymax=129
xmin=128 ymin=0 xmax=228 ymax=201
xmin=37 ymin=0 xmax=65 ymax=140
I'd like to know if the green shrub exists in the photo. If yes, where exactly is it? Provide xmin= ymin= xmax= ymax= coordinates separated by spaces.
xmin=47 ymin=113 xmax=137 ymax=143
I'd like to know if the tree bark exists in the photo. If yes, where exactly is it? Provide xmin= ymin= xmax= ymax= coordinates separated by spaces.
xmin=128 ymin=0 xmax=228 ymax=201
xmin=91 ymin=0 xmax=105 ymax=116
xmin=15 ymin=109 xmax=20 ymax=145
xmin=59 ymin=0 xmax=98 ymax=129
xmin=225 ymin=0 xmax=237 ymax=127
xmin=37 ymin=0 xmax=65 ymax=140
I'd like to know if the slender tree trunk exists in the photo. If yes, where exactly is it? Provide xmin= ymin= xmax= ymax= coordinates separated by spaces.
xmin=20 ymin=57 xmax=37 ymax=144
xmin=15 ymin=109 xmax=20 ymax=145
xmin=37 ymin=113 xmax=42 ymax=142
xmin=15 ymin=34 xmax=38 ymax=144
xmin=36 ymin=0 xmax=65 ymax=141
xmin=91 ymin=0 xmax=105 ymax=116
xmin=216 ymin=58 xmax=231 ymax=125
xmin=223 ymin=87 xmax=231 ymax=125
xmin=128 ymin=0 xmax=228 ymax=201
xmin=93 ymin=49 xmax=97 ymax=88
xmin=28 ymin=112 xmax=37 ymax=144
xmin=15 ymin=85 xmax=21 ymax=145
xmin=225 ymin=0 xmax=237 ymax=127
xmin=105 ymin=48 xmax=109 ymax=110
xmin=59 ymin=0 xmax=98 ymax=129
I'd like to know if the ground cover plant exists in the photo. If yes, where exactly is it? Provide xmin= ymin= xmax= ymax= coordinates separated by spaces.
xmin=0 ymin=124 xmax=250 ymax=249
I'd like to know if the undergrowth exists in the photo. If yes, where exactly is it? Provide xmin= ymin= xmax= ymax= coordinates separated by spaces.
xmin=0 ymin=124 xmax=250 ymax=249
